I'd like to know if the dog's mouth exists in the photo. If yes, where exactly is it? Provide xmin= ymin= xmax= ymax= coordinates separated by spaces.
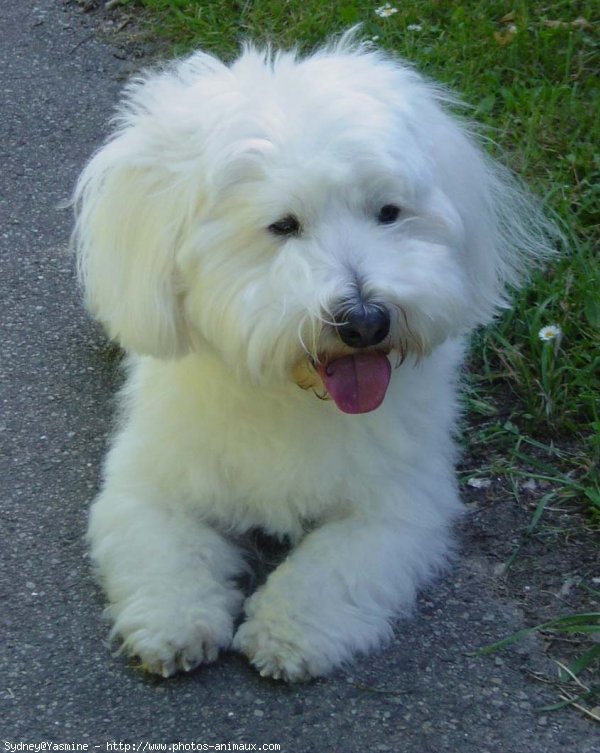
xmin=293 ymin=351 xmax=392 ymax=414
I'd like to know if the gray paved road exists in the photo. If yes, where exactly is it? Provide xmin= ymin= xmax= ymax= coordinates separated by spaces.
xmin=1 ymin=2 xmax=597 ymax=751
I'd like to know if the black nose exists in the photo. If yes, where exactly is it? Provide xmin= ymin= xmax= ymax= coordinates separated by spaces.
xmin=334 ymin=303 xmax=391 ymax=349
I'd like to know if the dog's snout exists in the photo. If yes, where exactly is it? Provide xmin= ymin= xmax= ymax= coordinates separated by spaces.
xmin=334 ymin=303 xmax=391 ymax=349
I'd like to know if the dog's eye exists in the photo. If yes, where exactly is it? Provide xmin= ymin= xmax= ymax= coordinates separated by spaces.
xmin=377 ymin=204 xmax=401 ymax=225
xmin=268 ymin=215 xmax=301 ymax=237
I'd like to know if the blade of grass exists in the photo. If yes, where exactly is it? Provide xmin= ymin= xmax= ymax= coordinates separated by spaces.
xmin=470 ymin=613 xmax=600 ymax=657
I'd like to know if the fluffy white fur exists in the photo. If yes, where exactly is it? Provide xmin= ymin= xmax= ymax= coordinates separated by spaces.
xmin=73 ymin=34 xmax=554 ymax=681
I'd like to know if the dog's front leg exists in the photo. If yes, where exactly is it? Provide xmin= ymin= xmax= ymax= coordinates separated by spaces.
xmin=234 ymin=512 xmax=452 ymax=681
xmin=88 ymin=488 xmax=245 ymax=677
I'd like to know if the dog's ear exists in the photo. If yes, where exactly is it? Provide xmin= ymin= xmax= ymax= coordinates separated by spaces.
xmin=428 ymin=112 xmax=559 ymax=327
xmin=72 ymin=126 xmax=191 ymax=358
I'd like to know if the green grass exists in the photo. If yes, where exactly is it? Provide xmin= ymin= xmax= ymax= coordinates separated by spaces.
xmin=117 ymin=0 xmax=599 ymax=516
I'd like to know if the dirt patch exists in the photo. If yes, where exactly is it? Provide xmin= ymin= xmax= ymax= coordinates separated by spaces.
xmin=69 ymin=0 xmax=171 ymax=63
xmin=459 ymin=451 xmax=599 ymax=717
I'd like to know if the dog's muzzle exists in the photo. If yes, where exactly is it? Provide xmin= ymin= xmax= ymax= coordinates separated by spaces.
xmin=292 ymin=301 xmax=393 ymax=415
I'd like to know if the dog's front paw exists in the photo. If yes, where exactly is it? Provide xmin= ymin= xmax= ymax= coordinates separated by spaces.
xmin=233 ymin=617 xmax=315 ymax=682
xmin=109 ymin=589 xmax=242 ymax=677
xmin=233 ymin=590 xmax=340 ymax=682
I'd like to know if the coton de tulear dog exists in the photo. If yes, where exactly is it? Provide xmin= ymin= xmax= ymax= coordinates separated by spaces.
xmin=73 ymin=34 xmax=554 ymax=681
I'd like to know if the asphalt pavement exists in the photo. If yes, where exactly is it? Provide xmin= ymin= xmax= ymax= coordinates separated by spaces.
xmin=0 ymin=2 xmax=597 ymax=751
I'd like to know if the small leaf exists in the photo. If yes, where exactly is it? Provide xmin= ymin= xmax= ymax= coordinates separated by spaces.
xmin=527 ymin=491 xmax=556 ymax=533
xmin=494 ymin=25 xmax=517 ymax=46
xmin=544 ymin=17 xmax=592 ymax=30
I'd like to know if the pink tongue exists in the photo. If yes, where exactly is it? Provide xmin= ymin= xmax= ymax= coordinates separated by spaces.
xmin=318 ymin=353 xmax=392 ymax=414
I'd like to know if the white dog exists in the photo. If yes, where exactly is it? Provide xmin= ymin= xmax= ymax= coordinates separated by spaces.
xmin=73 ymin=34 xmax=554 ymax=681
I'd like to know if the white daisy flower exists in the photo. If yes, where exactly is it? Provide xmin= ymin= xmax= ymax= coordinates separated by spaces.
xmin=375 ymin=4 xmax=399 ymax=18
xmin=538 ymin=324 xmax=562 ymax=342
xmin=407 ymin=24 xmax=423 ymax=31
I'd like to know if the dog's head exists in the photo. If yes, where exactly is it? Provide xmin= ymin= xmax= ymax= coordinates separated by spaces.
xmin=73 ymin=36 xmax=555 ymax=413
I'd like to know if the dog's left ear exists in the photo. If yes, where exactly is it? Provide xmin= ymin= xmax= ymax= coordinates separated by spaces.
xmin=428 ymin=110 xmax=559 ymax=327
xmin=72 ymin=128 xmax=192 ymax=358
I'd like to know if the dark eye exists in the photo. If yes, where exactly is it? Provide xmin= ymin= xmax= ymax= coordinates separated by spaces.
xmin=268 ymin=215 xmax=301 ymax=237
xmin=377 ymin=204 xmax=401 ymax=224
